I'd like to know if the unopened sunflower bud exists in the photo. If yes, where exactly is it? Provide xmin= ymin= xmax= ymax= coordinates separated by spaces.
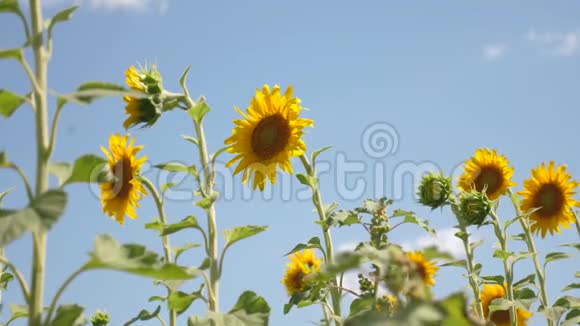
xmin=417 ymin=173 xmax=452 ymax=209
xmin=455 ymin=190 xmax=491 ymax=226
xmin=91 ymin=310 xmax=110 ymax=326
xmin=123 ymin=65 xmax=164 ymax=129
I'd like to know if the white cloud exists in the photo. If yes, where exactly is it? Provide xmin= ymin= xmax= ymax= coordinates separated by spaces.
xmin=483 ymin=44 xmax=507 ymax=61
xmin=526 ymin=29 xmax=580 ymax=56
xmin=401 ymin=227 xmax=477 ymax=259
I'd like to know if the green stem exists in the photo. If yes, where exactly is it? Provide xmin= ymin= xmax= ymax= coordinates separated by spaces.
xmin=43 ymin=267 xmax=86 ymax=325
xmin=29 ymin=0 xmax=50 ymax=325
xmin=508 ymin=189 xmax=552 ymax=326
xmin=299 ymin=154 xmax=342 ymax=324
xmin=46 ymin=100 xmax=65 ymax=158
xmin=0 ymin=254 xmax=30 ymax=303
xmin=573 ymin=210 xmax=580 ymax=237
xmin=8 ymin=163 xmax=34 ymax=201
xmin=489 ymin=209 xmax=517 ymax=326
xmin=141 ymin=177 xmax=176 ymax=326
xmin=457 ymin=224 xmax=484 ymax=320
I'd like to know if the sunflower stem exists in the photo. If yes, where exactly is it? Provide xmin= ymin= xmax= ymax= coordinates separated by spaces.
xmin=43 ymin=266 xmax=86 ymax=325
xmin=29 ymin=0 xmax=50 ymax=324
xmin=299 ymin=154 xmax=342 ymax=325
xmin=489 ymin=208 xmax=517 ymax=326
xmin=574 ymin=210 xmax=580 ymax=238
xmin=184 ymin=94 xmax=220 ymax=317
xmin=457 ymin=223 xmax=484 ymax=320
xmin=0 ymin=254 xmax=30 ymax=304
xmin=508 ymin=189 xmax=552 ymax=326
xmin=141 ymin=177 xmax=177 ymax=326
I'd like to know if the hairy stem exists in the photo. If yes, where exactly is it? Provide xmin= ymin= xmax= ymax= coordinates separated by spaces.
xmin=508 ymin=189 xmax=552 ymax=326
xmin=141 ymin=177 xmax=176 ymax=326
xmin=299 ymin=154 xmax=342 ymax=324
xmin=29 ymin=0 xmax=50 ymax=324
xmin=43 ymin=267 xmax=86 ymax=325
xmin=489 ymin=209 xmax=517 ymax=326
xmin=457 ymin=224 xmax=484 ymax=319
xmin=0 ymin=254 xmax=30 ymax=304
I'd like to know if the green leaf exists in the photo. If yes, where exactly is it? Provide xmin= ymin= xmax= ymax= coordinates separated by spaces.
xmin=0 ymin=188 xmax=11 ymax=207
xmin=84 ymin=234 xmax=198 ymax=280
xmin=123 ymin=306 xmax=161 ymax=326
xmin=49 ymin=304 xmax=84 ymax=326
xmin=179 ymin=66 xmax=191 ymax=90
xmin=510 ymin=233 xmax=527 ymax=242
xmin=0 ymin=271 xmax=14 ymax=289
xmin=144 ymin=218 xmax=164 ymax=234
xmin=161 ymin=216 xmax=201 ymax=236
xmin=544 ymin=252 xmax=573 ymax=268
xmin=6 ymin=304 xmax=28 ymax=324
xmin=348 ymin=296 xmax=374 ymax=317
xmin=168 ymin=291 xmax=200 ymax=315
xmin=0 ymin=48 xmax=22 ymax=61
xmin=513 ymin=288 xmax=537 ymax=310
xmin=181 ymin=134 xmax=199 ymax=146
xmin=65 ymin=154 xmax=108 ymax=184
xmin=198 ymin=257 xmax=211 ymax=270
xmin=492 ymin=249 xmax=513 ymax=262
xmin=223 ymin=225 xmax=268 ymax=250
xmin=488 ymin=298 xmax=512 ymax=313
xmin=469 ymin=239 xmax=484 ymax=251
xmin=229 ymin=290 xmax=270 ymax=325
xmin=0 ymin=89 xmax=25 ymax=118
xmin=0 ymin=189 xmax=67 ymax=246
xmin=161 ymin=182 xmax=177 ymax=195
xmin=48 ymin=162 xmax=72 ymax=186
xmin=441 ymin=260 xmax=467 ymax=269
xmin=563 ymin=283 xmax=580 ymax=292
xmin=46 ymin=6 xmax=79 ymax=39
xmin=512 ymin=252 xmax=534 ymax=266
xmin=362 ymin=198 xmax=391 ymax=215
xmin=563 ymin=309 xmax=580 ymax=326
xmin=195 ymin=194 xmax=218 ymax=209
xmin=284 ymin=237 xmax=322 ymax=256
xmin=439 ymin=292 xmax=472 ymax=326
xmin=0 ymin=0 xmax=20 ymax=14
xmin=318 ymin=251 xmax=363 ymax=279
xmin=148 ymin=296 xmax=166 ymax=302
xmin=71 ymin=81 xmax=130 ymax=104
xmin=311 ymin=145 xmax=332 ymax=169
xmin=480 ymin=275 xmax=505 ymax=285
xmin=187 ymin=97 xmax=211 ymax=123
xmin=155 ymin=162 xmax=192 ymax=173
xmin=421 ymin=246 xmax=454 ymax=261
xmin=173 ymin=242 xmax=201 ymax=263
xmin=295 ymin=174 xmax=318 ymax=189
xmin=513 ymin=274 xmax=536 ymax=290
xmin=328 ymin=210 xmax=359 ymax=227
xmin=560 ymin=243 xmax=580 ymax=251
xmin=402 ymin=212 xmax=435 ymax=235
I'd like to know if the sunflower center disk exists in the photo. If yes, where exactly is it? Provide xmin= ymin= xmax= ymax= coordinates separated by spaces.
xmin=534 ymin=183 xmax=564 ymax=217
xmin=251 ymin=114 xmax=290 ymax=160
xmin=490 ymin=309 xmax=511 ymax=325
xmin=474 ymin=167 xmax=503 ymax=195
xmin=112 ymin=156 xmax=133 ymax=198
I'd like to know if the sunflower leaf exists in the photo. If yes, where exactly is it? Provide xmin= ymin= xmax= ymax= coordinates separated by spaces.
xmin=564 ymin=309 xmax=580 ymax=326
xmin=0 ymin=48 xmax=22 ymax=61
xmin=123 ymin=305 xmax=161 ymax=326
xmin=160 ymin=216 xmax=201 ymax=236
xmin=488 ymin=298 xmax=512 ymax=313
xmin=480 ymin=275 xmax=504 ymax=285
xmin=49 ymin=304 xmax=85 ymax=326
xmin=168 ymin=290 xmax=202 ymax=316
xmin=0 ymin=89 xmax=26 ymax=118
xmin=64 ymin=154 xmax=108 ymax=185
xmin=48 ymin=162 xmax=72 ymax=187
xmin=544 ymin=252 xmax=573 ymax=268
xmin=223 ymin=225 xmax=268 ymax=250
xmin=173 ymin=242 xmax=202 ymax=263
xmin=6 ymin=304 xmax=28 ymax=324
xmin=228 ymin=291 xmax=271 ymax=325
xmin=513 ymin=274 xmax=536 ymax=290
xmin=45 ymin=6 xmax=78 ymax=41
xmin=84 ymin=234 xmax=198 ymax=280
xmin=296 ymin=174 xmax=318 ymax=189
xmin=560 ymin=243 xmax=580 ymax=251
xmin=563 ymin=283 xmax=580 ymax=292
xmin=187 ymin=96 xmax=211 ymax=123
xmin=492 ymin=249 xmax=513 ymax=262
xmin=284 ymin=237 xmax=322 ymax=256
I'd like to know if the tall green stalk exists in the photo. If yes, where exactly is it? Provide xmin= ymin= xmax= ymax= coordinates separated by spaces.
xmin=489 ymin=209 xmax=517 ymax=326
xmin=142 ymin=177 xmax=176 ymax=326
xmin=457 ymin=224 xmax=484 ymax=319
xmin=508 ymin=189 xmax=552 ymax=326
xmin=29 ymin=0 xmax=50 ymax=324
xmin=299 ymin=155 xmax=341 ymax=324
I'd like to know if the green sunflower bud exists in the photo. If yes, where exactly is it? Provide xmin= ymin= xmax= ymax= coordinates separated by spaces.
xmin=455 ymin=190 xmax=491 ymax=226
xmin=90 ymin=310 xmax=110 ymax=326
xmin=417 ymin=173 xmax=452 ymax=209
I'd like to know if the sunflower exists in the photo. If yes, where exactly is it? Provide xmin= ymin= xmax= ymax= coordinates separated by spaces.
xmin=282 ymin=249 xmax=321 ymax=294
xmin=100 ymin=134 xmax=148 ymax=224
xmin=458 ymin=148 xmax=516 ymax=201
xmin=406 ymin=251 xmax=438 ymax=286
xmin=225 ymin=85 xmax=313 ymax=191
xmin=480 ymin=283 xmax=532 ymax=326
xmin=519 ymin=161 xmax=580 ymax=238
xmin=123 ymin=65 xmax=161 ymax=129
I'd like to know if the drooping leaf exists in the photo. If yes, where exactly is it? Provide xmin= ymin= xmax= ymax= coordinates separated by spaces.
xmin=563 ymin=309 xmax=580 ymax=326
xmin=0 ymin=189 xmax=67 ymax=246
xmin=65 ymin=154 xmax=108 ymax=184
xmin=284 ymin=237 xmax=322 ymax=256
xmin=348 ymin=296 xmax=374 ymax=317
xmin=513 ymin=274 xmax=536 ymax=290
xmin=46 ymin=6 xmax=79 ymax=39
xmin=311 ymin=145 xmax=332 ymax=166
xmin=6 ymin=304 xmax=28 ymax=324
xmin=295 ymin=174 xmax=317 ymax=189
xmin=513 ymin=287 xmax=537 ymax=310
xmin=181 ymin=134 xmax=198 ymax=146
xmin=563 ymin=283 xmax=580 ymax=292
xmin=195 ymin=194 xmax=218 ymax=210
xmin=123 ymin=306 xmax=161 ymax=326
xmin=84 ymin=234 xmax=198 ymax=280
xmin=228 ymin=291 xmax=271 ymax=325
xmin=544 ymin=252 xmax=573 ymax=268
xmin=328 ymin=210 xmax=359 ymax=227
xmin=0 ymin=89 xmax=25 ymax=118
xmin=223 ymin=225 xmax=268 ymax=250
xmin=186 ymin=97 xmax=211 ymax=123
xmin=402 ymin=212 xmax=435 ymax=235
xmin=480 ymin=275 xmax=505 ymax=285
xmin=70 ymin=81 xmax=130 ymax=104
xmin=49 ymin=304 xmax=84 ymax=326
xmin=168 ymin=290 xmax=201 ymax=315
xmin=0 ymin=271 xmax=14 ymax=289
xmin=161 ymin=216 xmax=201 ymax=236
xmin=48 ymin=162 xmax=72 ymax=186
xmin=488 ymin=298 xmax=513 ymax=313
xmin=173 ymin=242 xmax=202 ymax=263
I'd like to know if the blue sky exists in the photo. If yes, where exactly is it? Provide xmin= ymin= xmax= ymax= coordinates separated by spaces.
xmin=1 ymin=1 xmax=580 ymax=325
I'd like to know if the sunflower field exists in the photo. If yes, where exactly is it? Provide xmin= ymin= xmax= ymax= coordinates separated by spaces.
xmin=0 ymin=1 xmax=579 ymax=326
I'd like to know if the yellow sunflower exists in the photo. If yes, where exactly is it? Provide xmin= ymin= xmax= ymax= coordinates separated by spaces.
xmin=100 ymin=134 xmax=148 ymax=224
xmin=480 ymin=283 xmax=532 ymax=326
xmin=282 ymin=249 xmax=321 ymax=294
xmin=458 ymin=148 xmax=516 ymax=201
xmin=123 ymin=66 xmax=160 ymax=129
xmin=225 ymin=85 xmax=313 ymax=191
xmin=406 ymin=251 xmax=439 ymax=287
xmin=519 ymin=161 xmax=580 ymax=238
